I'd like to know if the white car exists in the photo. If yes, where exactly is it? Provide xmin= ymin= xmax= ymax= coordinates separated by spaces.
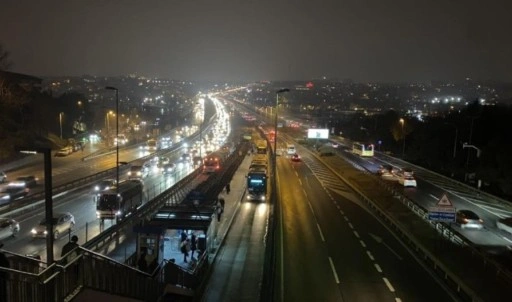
xmin=31 ymin=212 xmax=75 ymax=239
xmin=0 ymin=218 xmax=20 ymax=241
xmin=398 ymin=176 xmax=417 ymax=187
xmin=497 ymin=217 xmax=512 ymax=235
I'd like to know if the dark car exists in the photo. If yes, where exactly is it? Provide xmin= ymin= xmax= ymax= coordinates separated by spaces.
xmin=456 ymin=210 xmax=484 ymax=229
xmin=291 ymin=153 xmax=301 ymax=162
xmin=0 ymin=186 xmax=29 ymax=203
xmin=13 ymin=176 xmax=37 ymax=188
xmin=92 ymin=179 xmax=117 ymax=193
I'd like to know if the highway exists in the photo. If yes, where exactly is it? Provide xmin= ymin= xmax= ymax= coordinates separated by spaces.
xmin=276 ymin=145 xmax=455 ymax=301
xmin=0 ymin=96 xmax=235 ymax=262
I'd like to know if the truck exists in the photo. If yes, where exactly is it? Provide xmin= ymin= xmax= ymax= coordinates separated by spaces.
xmin=255 ymin=139 xmax=268 ymax=154
xmin=96 ymin=180 xmax=144 ymax=222
xmin=246 ymin=167 xmax=267 ymax=201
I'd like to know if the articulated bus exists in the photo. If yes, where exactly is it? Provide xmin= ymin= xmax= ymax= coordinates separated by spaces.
xmin=352 ymin=143 xmax=375 ymax=157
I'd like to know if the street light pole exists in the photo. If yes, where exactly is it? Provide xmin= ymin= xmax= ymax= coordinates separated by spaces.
xmin=399 ymin=118 xmax=405 ymax=158
xmin=274 ymin=89 xmax=290 ymax=178
xmin=106 ymin=87 xmax=120 ymax=191
xmin=59 ymin=112 xmax=63 ymax=139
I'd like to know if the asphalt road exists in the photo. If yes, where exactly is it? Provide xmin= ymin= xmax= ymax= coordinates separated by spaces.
xmin=276 ymin=149 xmax=456 ymax=302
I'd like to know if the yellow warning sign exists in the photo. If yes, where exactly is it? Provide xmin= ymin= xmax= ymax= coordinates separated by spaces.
xmin=436 ymin=193 xmax=453 ymax=207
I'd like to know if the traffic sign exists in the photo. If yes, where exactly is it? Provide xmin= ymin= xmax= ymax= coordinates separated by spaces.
xmin=436 ymin=193 xmax=453 ymax=207
xmin=428 ymin=206 xmax=456 ymax=223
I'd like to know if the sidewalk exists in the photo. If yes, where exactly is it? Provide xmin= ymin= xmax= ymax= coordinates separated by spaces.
xmin=104 ymin=154 xmax=252 ymax=271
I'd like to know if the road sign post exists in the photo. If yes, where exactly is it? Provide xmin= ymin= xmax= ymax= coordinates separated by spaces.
xmin=428 ymin=193 xmax=456 ymax=223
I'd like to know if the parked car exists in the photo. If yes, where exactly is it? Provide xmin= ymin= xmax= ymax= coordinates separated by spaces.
xmin=12 ymin=176 xmax=37 ymax=188
xmin=456 ymin=210 xmax=484 ymax=229
xmin=0 ymin=185 xmax=30 ymax=203
xmin=31 ymin=212 xmax=75 ymax=239
xmin=0 ymin=218 xmax=20 ymax=240
xmin=55 ymin=146 xmax=73 ymax=157
xmin=0 ymin=171 xmax=6 ymax=183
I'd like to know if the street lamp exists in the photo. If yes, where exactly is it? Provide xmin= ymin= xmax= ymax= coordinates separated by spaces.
xmin=59 ymin=112 xmax=64 ymax=139
xmin=274 ymin=88 xmax=290 ymax=177
xmin=399 ymin=118 xmax=405 ymax=158
xmin=105 ymin=86 xmax=120 ymax=192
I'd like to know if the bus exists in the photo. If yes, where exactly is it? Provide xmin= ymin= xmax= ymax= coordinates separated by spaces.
xmin=352 ymin=143 xmax=375 ymax=157
xmin=96 ymin=180 xmax=144 ymax=222
xmin=246 ymin=168 xmax=267 ymax=201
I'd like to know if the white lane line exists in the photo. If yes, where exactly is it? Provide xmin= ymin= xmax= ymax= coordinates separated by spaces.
xmin=317 ymin=223 xmax=325 ymax=242
xmin=359 ymin=240 xmax=366 ymax=248
xmin=374 ymin=263 xmax=382 ymax=273
xmin=302 ymin=188 xmax=307 ymax=197
xmin=366 ymin=251 xmax=375 ymax=261
xmin=395 ymin=298 xmax=402 ymax=302
xmin=298 ymin=179 xmax=302 ymax=186
xmin=353 ymin=231 xmax=360 ymax=238
xmin=383 ymin=277 xmax=395 ymax=292
xmin=429 ymin=194 xmax=438 ymax=200
xmin=503 ymin=236 xmax=512 ymax=244
xmin=348 ymin=222 xmax=354 ymax=229
xmin=339 ymin=209 xmax=344 ymax=215
xmin=308 ymin=202 xmax=315 ymax=215
xmin=344 ymin=216 xmax=349 ymax=221
xmin=328 ymin=257 xmax=340 ymax=284
xmin=295 ymin=171 xmax=299 ymax=177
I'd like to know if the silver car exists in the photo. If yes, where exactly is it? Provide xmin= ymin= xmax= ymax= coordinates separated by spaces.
xmin=31 ymin=212 xmax=75 ymax=239
xmin=0 ymin=218 xmax=20 ymax=241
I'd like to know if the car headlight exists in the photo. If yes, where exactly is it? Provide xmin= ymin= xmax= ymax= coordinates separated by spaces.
xmin=44 ymin=231 xmax=48 ymax=235
xmin=31 ymin=229 xmax=37 ymax=234
xmin=116 ymin=211 xmax=122 ymax=216
xmin=94 ymin=185 xmax=99 ymax=191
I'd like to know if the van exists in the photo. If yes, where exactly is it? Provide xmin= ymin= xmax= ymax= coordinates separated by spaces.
xmin=286 ymin=144 xmax=296 ymax=155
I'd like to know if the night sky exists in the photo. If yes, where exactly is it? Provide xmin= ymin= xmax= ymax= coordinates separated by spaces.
xmin=1 ymin=0 xmax=511 ymax=82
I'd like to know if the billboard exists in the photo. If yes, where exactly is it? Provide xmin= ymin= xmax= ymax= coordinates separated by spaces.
xmin=307 ymin=129 xmax=329 ymax=139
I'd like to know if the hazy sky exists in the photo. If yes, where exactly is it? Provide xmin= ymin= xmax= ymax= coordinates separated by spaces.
xmin=1 ymin=0 xmax=511 ymax=82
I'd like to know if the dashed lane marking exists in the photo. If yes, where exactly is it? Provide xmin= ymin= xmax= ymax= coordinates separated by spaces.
xmin=366 ymin=251 xmax=375 ymax=261
xmin=328 ymin=257 xmax=340 ymax=284
xmin=317 ymin=223 xmax=325 ymax=242
xmin=374 ymin=264 xmax=382 ymax=273
xmin=383 ymin=277 xmax=396 ymax=292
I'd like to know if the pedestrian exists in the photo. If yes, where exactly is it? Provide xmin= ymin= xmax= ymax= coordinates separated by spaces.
xmin=218 ymin=197 xmax=225 ymax=209
xmin=190 ymin=234 xmax=197 ymax=259
xmin=216 ymin=205 xmax=223 ymax=222
xmin=180 ymin=230 xmax=187 ymax=243
xmin=225 ymin=182 xmax=231 ymax=194
xmin=137 ymin=248 xmax=148 ymax=272
xmin=61 ymin=235 xmax=79 ymax=260
xmin=181 ymin=239 xmax=190 ymax=263
xmin=0 ymin=243 xmax=10 ymax=302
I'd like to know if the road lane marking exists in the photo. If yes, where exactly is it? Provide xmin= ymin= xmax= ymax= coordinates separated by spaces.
xmin=344 ymin=216 xmax=349 ymax=222
xmin=383 ymin=277 xmax=395 ymax=292
xmin=348 ymin=222 xmax=354 ymax=229
xmin=317 ymin=223 xmax=325 ymax=241
xmin=360 ymin=240 xmax=366 ymax=248
xmin=353 ymin=231 xmax=360 ymax=238
xmin=395 ymin=298 xmax=402 ymax=302
xmin=429 ymin=194 xmax=438 ymax=200
xmin=302 ymin=188 xmax=307 ymax=197
xmin=298 ymin=179 xmax=302 ymax=186
xmin=328 ymin=257 xmax=340 ymax=284
xmin=366 ymin=251 xmax=374 ymax=261
xmin=339 ymin=209 xmax=344 ymax=215
xmin=308 ymin=202 xmax=315 ymax=215
xmin=503 ymin=236 xmax=512 ymax=244
xmin=295 ymin=171 xmax=299 ymax=177
xmin=374 ymin=263 xmax=382 ymax=273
